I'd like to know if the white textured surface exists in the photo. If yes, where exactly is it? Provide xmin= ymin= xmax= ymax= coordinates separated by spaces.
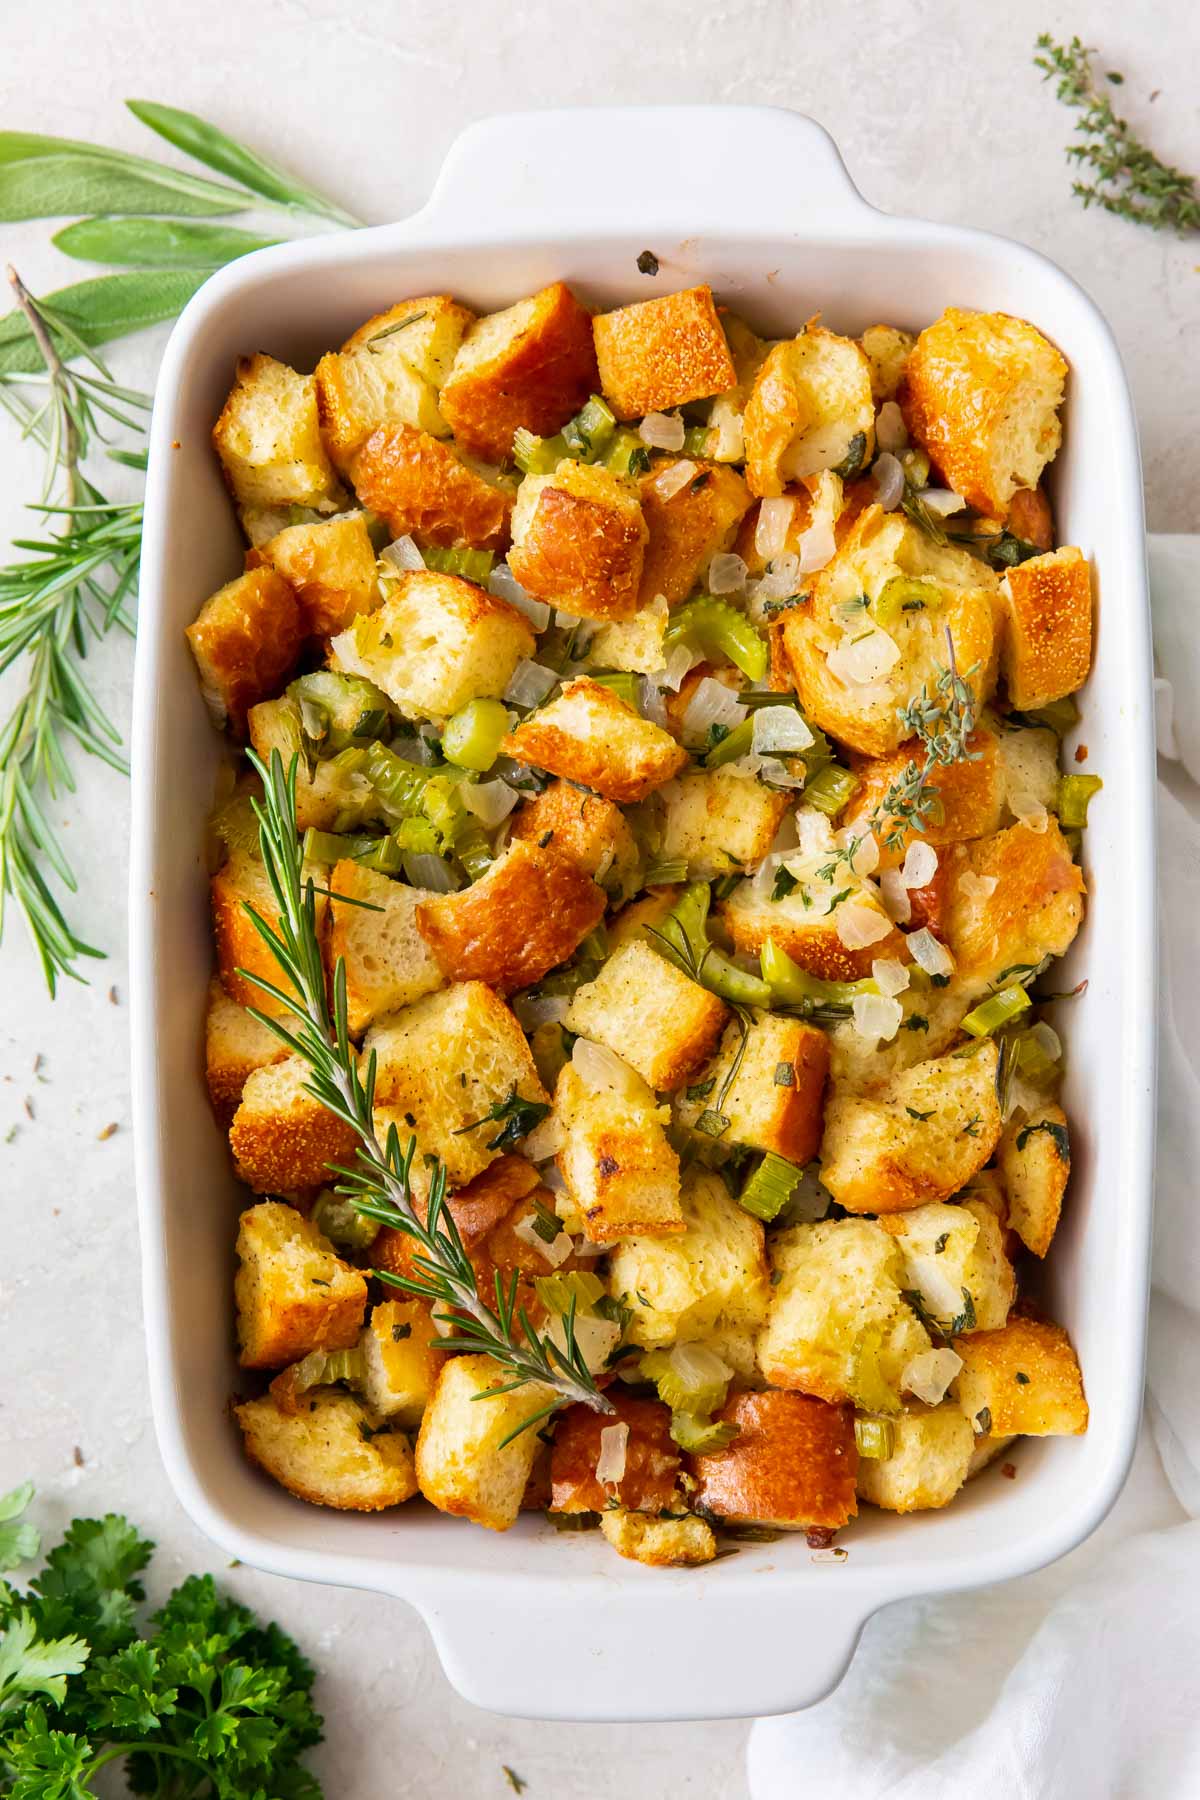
xmin=0 ymin=1 xmax=1196 ymax=1794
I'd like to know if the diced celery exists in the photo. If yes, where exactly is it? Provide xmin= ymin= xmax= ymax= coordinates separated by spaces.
xmin=872 ymin=575 xmax=941 ymax=629
xmin=292 ymin=1346 xmax=368 ymax=1392
xmin=1026 ymin=694 xmax=1080 ymax=735
xmin=395 ymin=816 xmax=441 ymax=855
xmin=760 ymin=939 xmax=877 ymax=1011
xmin=848 ymin=1322 xmax=901 ymax=1416
xmin=639 ymin=1344 xmax=731 ymax=1416
xmin=1057 ymin=773 xmax=1102 ymax=828
xmin=513 ymin=426 xmax=568 ymax=475
xmin=363 ymin=742 xmax=432 ymax=818
xmin=421 ymin=545 xmax=497 ymax=583
xmin=353 ymin=834 xmax=405 ymax=876
xmin=604 ymin=429 xmax=652 ymax=478
xmin=442 ymin=697 xmax=510 ymax=772
xmin=854 ymin=1416 xmax=896 ymax=1459
xmin=739 ymin=1152 xmax=804 ymax=1223
xmin=302 ymin=827 xmax=374 ymax=866
xmin=704 ymin=717 xmax=755 ymax=768
xmin=669 ymin=1412 xmax=739 ymax=1453
xmin=643 ymin=857 xmax=688 ymax=887
xmin=802 ymin=762 xmax=859 ymax=817
xmin=288 ymin=670 xmax=392 ymax=738
xmin=533 ymin=1271 xmax=606 ymax=1315
xmin=665 ymin=596 xmax=768 ymax=684
xmin=311 ymin=1190 xmax=380 ymax=1251
xmin=561 ymin=393 xmax=617 ymax=460
xmin=682 ymin=424 xmax=712 ymax=457
xmin=962 ymin=984 xmax=1031 ymax=1038
xmin=590 ymin=671 xmax=639 ymax=708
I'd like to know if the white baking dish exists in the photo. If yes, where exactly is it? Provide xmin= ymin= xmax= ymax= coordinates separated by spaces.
xmin=130 ymin=106 xmax=1157 ymax=1723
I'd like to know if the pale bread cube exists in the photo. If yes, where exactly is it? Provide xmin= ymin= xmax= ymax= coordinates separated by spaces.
xmin=325 ymin=862 xmax=445 ymax=1035
xmin=508 ymin=460 xmax=648 ymax=623
xmin=358 ymin=1299 xmax=444 ymax=1428
xmin=415 ymin=1353 xmax=555 ymax=1531
xmin=744 ymin=327 xmax=875 ymax=496
xmin=234 ymin=1200 xmax=367 ymax=1369
xmin=856 ymin=1402 xmax=975 ymax=1512
xmin=236 ymin=1387 xmax=416 ymax=1511
xmin=229 ymin=1056 xmax=359 ymax=1195
xmin=661 ymin=768 xmax=792 ymax=880
xmin=415 ymin=840 xmax=605 ymax=994
xmin=213 ymin=353 xmax=342 ymax=510
xmin=564 ymin=940 xmax=728 ymax=1093
xmin=315 ymin=294 xmax=474 ymax=466
xmin=955 ymin=1315 xmax=1088 ymax=1436
xmin=607 ymin=1169 xmax=769 ymax=1349
xmin=997 ymin=1105 xmax=1070 ymax=1258
xmin=553 ymin=1063 xmax=683 ymax=1242
xmin=674 ymin=1011 xmax=830 ymax=1165
xmin=598 ymin=1507 xmax=716 ymax=1566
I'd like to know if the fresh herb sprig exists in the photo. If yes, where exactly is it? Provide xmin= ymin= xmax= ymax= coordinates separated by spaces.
xmin=878 ymin=629 xmax=980 ymax=851
xmin=239 ymin=749 xmax=613 ymax=1437
xmin=1035 ymin=35 xmax=1200 ymax=235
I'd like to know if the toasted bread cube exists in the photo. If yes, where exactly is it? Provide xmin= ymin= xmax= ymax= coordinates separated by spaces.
xmin=554 ymin=1063 xmax=683 ymax=1242
xmin=1005 ymin=484 xmax=1055 ymax=551
xmin=860 ymin=324 xmax=915 ymax=403
xmin=903 ymin=308 xmax=1067 ymax=515
xmin=230 ymin=1056 xmax=359 ymax=1194
xmin=881 ymin=1198 xmax=1015 ymax=1333
xmin=236 ymin=1388 xmax=416 ymax=1510
xmin=720 ymin=880 xmax=905 ymax=983
xmin=508 ymin=460 xmax=648 ymax=623
xmin=315 ymin=295 xmax=473 ymax=467
xmin=331 ymin=568 xmax=534 ymax=720
xmin=589 ymin=594 xmax=670 ymax=675
xmin=415 ymin=1353 xmax=555 ymax=1530
xmin=364 ymin=983 xmax=548 ymax=1195
xmin=348 ymin=424 xmax=511 ymax=550
xmin=325 ymin=862 xmax=444 ymax=1034
xmin=819 ymin=1041 xmax=1002 ymax=1215
xmin=607 ymin=1170 xmax=769 ymax=1349
xmin=211 ymin=849 xmax=328 ymax=1015
xmin=598 ymin=1507 xmax=715 ymax=1565
xmin=856 ymin=1402 xmax=975 ymax=1512
xmin=471 ymin=1183 xmax=592 ymax=1326
xmin=636 ymin=456 xmax=752 ymax=604
xmin=826 ymin=977 xmax=974 ymax=1089
xmin=564 ymin=939 xmax=728 ymax=1093
xmin=700 ymin=310 xmax=769 ymax=463
xmin=186 ymin=566 xmax=303 ymax=736
xmin=415 ymin=840 xmax=604 ymax=994
xmin=688 ymin=1390 xmax=858 ymax=1530
xmin=757 ymin=1218 xmax=931 ymax=1402
xmin=734 ymin=470 xmax=847 ymax=580
xmin=847 ymin=728 xmax=1006 ymax=870
xmin=205 ymin=978 xmax=288 ymax=1127
xmin=551 ymin=1393 xmax=680 ymax=1514
xmin=965 ymin=1431 xmax=1018 ymax=1479
xmin=781 ymin=506 xmax=999 ymax=758
xmin=744 ymin=328 xmax=876 ymax=497
xmin=507 ymin=779 xmax=640 ymax=896
xmin=359 ymin=1299 xmax=443 ymax=1428
xmin=213 ymin=353 xmax=342 ymax=511
xmin=661 ymin=768 xmax=791 ymax=880
xmin=944 ymin=819 xmax=1084 ymax=989
xmin=253 ymin=512 xmax=379 ymax=638
xmin=593 ymin=284 xmax=736 ymax=419
xmin=997 ymin=1105 xmax=1070 ymax=1258
xmin=1001 ymin=546 xmax=1093 ymax=710
xmin=955 ymin=1315 xmax=1087 ymax=1436
xmin=439 ymin=281 xmax=598 ymax=462
xmin=996 ymin=723 xmax=1060 ymax=822
xmin=235 ymin=1200 xmax=367 ymax=1368
xmin=247 ymin=698 xmax=378 ymax=833
xmin=500 ymin=676 xmax=688 ymax=803
xmin=606 ymin=886 xmax=681 ymax=953
xmin=371 ymin=1154 xmax=542 ymax=1292
xmin=676 ymin=1012 xmax=830 ymax=1164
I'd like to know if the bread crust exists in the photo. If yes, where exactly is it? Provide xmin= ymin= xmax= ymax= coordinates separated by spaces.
xmin=688 ymin=1390 xmax=858 ymax=1530
xmin=508 ymin=462 xmax=648 ymax=623
xmin=348 ymin=424 xmax=511 ymax=549
xmin=1001 ymin=546 xmax=1093 ymax=710
xmin=593 ymin=285 xmax=736 ymax=419
xmin=499 ymin=677 xmax=688 ymax=803
xmin=185 ymin=567 xmax=303 ymax=736
xmin=440 ymin=281 xmax=598 ymax=462
xmin=637 ymin=456 xmax=751 ymax=604
xmin=416 ymin=841 xmax=605 ymax=993
xmin=550 ymin=1393 xmax=680 ymax=1514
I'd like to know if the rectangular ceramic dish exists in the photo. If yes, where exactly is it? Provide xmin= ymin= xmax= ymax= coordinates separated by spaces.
xmin=130 ymin=105 xmax=1157 ymax=1723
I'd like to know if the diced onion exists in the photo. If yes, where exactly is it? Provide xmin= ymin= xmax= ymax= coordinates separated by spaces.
xmin=827 ymin=628 xmax=901 ymax=686
xmin=958 ymin=869 xmax=998 ymax=901
xmin=639 ymin=677 xmax=669 ymax=728
xmin=540 ymin=1162 xmax=566 ymax=1193
xmin=639 ymin=412 xmax=686 ymax=451
xmin=795 ymin=807 xmax=835 ymax=858
xmin=680 ymin=676 xmax=748 ymax=745
xmin=847 ymin=831 xmax=879 ymax=877
xmin=571 ymin=1037 xmax=648 ymax=1102
xmin=402 ymin=852 xmax=458 ymax=893
xmin=1011 ymin=793 xmax=1050 ymax=832
xmin=461 ymin=777 xmax=518 ymax=826
xmin=921 ymin=488 xmax=967 ymax=518
xmin=901 ymin=840 xmax=939 ymax=888
xmin=710 ymin=408 xmax=745 ymax=462
xmin=755 ymin=497 xmax=795 ymax=559
xmin=669 ymin=1341 xmax=733 ymax=1389
xmin=907 ymin=927 xmax=955 ymax=977
xmin=708 ymin=552 xmax=748 ymax=595
xmin=852 ymin=991 xmax=904 ymax=1043
xmin=879 ymin=868 xmax=912 ymax=923
xmin=518 ymin=996 xmax=570 ymax=1034
xmin=660 ymin=643 xmax=702 ymax=691
xmin=543 ymin=1310 xmax=621 ymax=1373
xmin=745 ymin=755 xmax=806 ymax=789
xmin=873 ymin=451 xmax=905 ymax=511
xmin=523 ymin=1115 xmax=564 ymax=1163
xmin=652 ymin=458 xmax=697 ymax=501
xmin=512 ymin=1216 xmax=573 ymax=1267
xmin=875 ymin=401 xmax=907 ymax=452
xmin=871 ymin=957 xmax=910 ymax=997
xmin=488 ymin=562 xmax=551 ymax=630
xmin=756 ymin=551 xmax=802 ymax=600
xmin=504 ymin=659 xmax=559 ymax=708
xmin=1029 ymin=1021 xmax=1063 ymax=1062
xmin=752 ymin=706 xmax=815 ymax=756
xmin=596 ymin=1421 xmax=630 ymax=1485
xmin=902 ymin=1347 xmax=963 ymax=1406
xmin=554 ymin=607 xmax=582 ymax=629
xmin=836 ymin=901 xmax=894 ymax=950
xmin=381 ymin=534 xmax=425 ymax=572
xmin=796 ymin=516 xmax=837 ymax=574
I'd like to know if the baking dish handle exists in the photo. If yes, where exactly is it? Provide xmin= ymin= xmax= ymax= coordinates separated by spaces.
xmin=423 ymin=105 xmax=872 ymax=236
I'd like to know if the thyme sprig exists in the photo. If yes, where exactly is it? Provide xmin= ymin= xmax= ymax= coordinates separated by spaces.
xmin=238 ymin=749 xmax=613 ymax=1436
xmin=1035 ymin=35 xmax=1200 ymax=234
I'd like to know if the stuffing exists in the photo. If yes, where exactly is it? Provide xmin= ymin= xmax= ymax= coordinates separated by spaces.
xmin=734 ymin=470 xmax=846 ymax=579
xmin=780 ymin=505 xmax=999 ymax=758
xmin=330 ymin=568 xmax=534 ymax=720
xmin=901 ymin=307 xmax=1068 ymax=516
xmin=324 ymin=862 xmax=445 ymax=1034
xmin=965 ymin=1431 xmax=1018 ymax=1479
xmin=185 ymin=566 xmax=303 ymax=736
xmin=995 ymin=723 xmax=1060 ymax=822
xmin=507 ymin=779 xmax=640 ymax=896
xmin=499 ymin=676 xmax=688 ymax=803
xmin=211 ymin=848 xmax=327 ymax=1015
xmin=439 ymin=280 xmax=598 ymax=461
xmin=363 ymin=983 xmax=548 ymax=1195
xmin=675 ymin=1012 xmax=830 ymax=1165
xmin=236 ymin=1388 xmax=416 ymax=1511
xmin=661 ymin=768 xmax=792 ymax=879
xmin=757 ymin=1218 xmax=931 ymax=1404
xmin=508 ymin=459 xmax=648 ymax=622
xmin=550 ymin=1393 xmax=680 ymax=1514
xmin=471 ymin=1185 xmax=591 ymax=1325
xmin=826 ymin=978 xmax=974 ymax=1089
xmin=414 ymin=1353 xmax=555 ymax=1530
xmin=845 ymin=728 xmax=1006 ymax=870
xmin=315 ymin=294 xmax=474 ymax=467
xmin=229 ymin=1055 xmax=359 ymax=1195
xmin=606 ymin=886 xmax=681 ymax=953
xmin=371 ymin=1154 xmax=542 ymax=1290
xmin=598 ymin=1507 xmax=716 ymax=1566
xmin=1001 ymin=546 xmax=1093 ymax=711
xmin=234 ymin=1200 xmax=367 ymax=1368
xmin=636 ymin=455 xmax=752 ymax=604
xmin=860 ymin=324 xmax=915 ymax=403
xmin=880 ymin=1197 xmax=1015 ymax=1333
xmin=347 ymin=424 xmax=512 ymax=550
xmin=688 ymin=1390 xmax=858 ymax=1530
xmin=415 ymin=840 xmax=605 ymax=993
xmin=564 ymin=939 xmax=728 ymax=1093
xmin=607 ymin=1169 xmax=769 ymax=1350
xmin=743 ymin=327 xmax=876 ymax=497
xmin=592 ymin=284 xmax=736 ymax=419
xmin=943 ymin=819 xmax=1084 ymax=989
xmin=856 ymin=1402 xmax=976 ymax=1513
xmin=720 ymin=876 xmax=906 ymax=982
xmin=955 ymin=1314 xmax=1088 ymax=1436
xmin=553 ymin=1062 xmax=683 ymax=1242
xmin=699 ymin=310 xmax=769 ymax=463
xmin=1004 ymin=484 xmax=1055 ymax=552
xmin=246 ymin=698 xmax=377 ymax=832
xmin=212 ymin=353 xmax=343 ymax=512
xmin=204 ymin=978 xmax=288 ymax=1127
xmin=589 ymin=593 xmax=669 ymax=674
xmin=252 ymin=512 xmax=379 ymax=638
xmin=358 ymin=1299 xmax=444 ymax=1428
xmin=996 ymin=1105 xmax=1070 ymax=1258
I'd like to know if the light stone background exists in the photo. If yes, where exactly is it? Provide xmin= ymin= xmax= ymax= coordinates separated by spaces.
xmin=0 ymin=2 xmax=1196 ymax=1796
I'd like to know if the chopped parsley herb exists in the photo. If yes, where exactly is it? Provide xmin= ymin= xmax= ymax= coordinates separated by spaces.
xmin=1015 ymin=1370 xmax=1031 ymax=1385
xmin=903 ymin=1014 xmax=930 ymax=1032
xmin=392 ymin=1321 xmax=413 ymax=1341
xmin=452 ymin=1085 xmax=551 ymax=1151
xmin=974 ymin=1406 xmax=992 ymax=1435
xmin=934 ymin=1232 xmax=950 ymax=1254
xmin=906 ymin=1106 xmax=935 ymax=1121
xmin=530 ymin=1198 xmax=562 ymax=1244
xmin=1015 ymin=1119 xmax=1071 ymax=1159
xmin=772 ymin=867 xmax=799 ymax=901
xmin=686 ymin=1077 xmax=717 ymax=1103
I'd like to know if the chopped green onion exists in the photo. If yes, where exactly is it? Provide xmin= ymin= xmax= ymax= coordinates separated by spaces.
xmin=590 ymin=671 xmax=639 ymax=708
xmin=1057 ymin=773 xmax=1103 ymax=829
xmin=962 ymin=984 xmax=1032 ymax=1038
xmin=311 ymin=1190 xmax=380 ymax=1251
xmin=802 ymin=762 xmax=859 ymax=817
xmin=704 ymin=955 xmax=772 ymax=1008
xmin=640 ymin=1344 xmax=731 ymax=1415
xmin=739 ymin=1152 xmax=804 ymax=1223
xmin=442 ymin=697 xmax=511 ymax=772
xmin=704 ymin=717 xmax=755 ymax=768
xmin=759 ymin=939 xmax=877 ymax=1011
xmin=653 ymin=881 xmax=772 ymax=1007
xmin=561 ymin=393 xmax=617 ymax=461
xmin=604 ymin=428 xmax=652 ymax=477
xmin=292 ymin=1346 xmax=367 ymax=1393
xmin=854 ymin=1416 xmax=896 ymax=1459
xmin=670 ymin=1412 xmax=738 ymax=1453
xmin=872 ymin=575 xmax=941 ymax=629
xmin=533 ymin=1271 xmax=606 ymax=1314
xmin=512 ymin=427 xmax=568 ymax=475
xmin=665 ymin=596 xmax=769 ymax=684
xmin=421 ymin=545 xmax=497 ymax=583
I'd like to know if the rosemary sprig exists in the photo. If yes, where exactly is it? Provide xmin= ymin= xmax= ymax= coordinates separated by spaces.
xmin=238 ymin=748 xmax=614 ymax=1435
xmin=1035 ymin=35 xmax=1200 ymax=234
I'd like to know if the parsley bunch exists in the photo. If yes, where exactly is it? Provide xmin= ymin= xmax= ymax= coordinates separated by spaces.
xmin=0 ymin=1482 xmax=323 ymax=1799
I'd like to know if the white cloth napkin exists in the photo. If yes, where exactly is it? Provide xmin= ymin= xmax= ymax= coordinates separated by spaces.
xmin=748 ymin=535 xmax=1200 ymax=1800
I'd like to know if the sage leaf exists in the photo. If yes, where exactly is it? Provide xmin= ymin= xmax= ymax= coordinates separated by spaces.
xmin=127 ymin=100 xmax=361 ymax=227
xmin=0 ymin=270 xmax=212 ymax=376
xmin=0 ymin=132 xmax=248 ymax=219
xmin=53 ymin=216 xmax=280 ymax=269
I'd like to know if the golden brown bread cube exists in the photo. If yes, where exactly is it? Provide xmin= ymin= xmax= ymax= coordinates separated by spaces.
xmin=211 ymin=849 xmax=328 ymax=1016
xmin=720 ymin=880 xmax=906 ymax=983
xmin=553 ymin=1063 xmax=683 ymax=1242
xmin=593 ymin=284 xmax=736 ymax=419
xmin=358 ymin=1299 xmax=444 ymax=1429
xmin=415 ymin=1353 xmax=555 ymax=1531
xmin=688 ymin=1390 xmax=858 ymax=1531
xmin=234 ymin=1200 xmax=367 ymax=1368
xmin=415 ymin=840 xmax=605 ymax=994
xmin=901 ymin=307 xmax=1068 ymax=516
xmin=675 ymin=1012 xmax=830 ymax=1165
xmin=252 ymin=512 xmax=379 ymax=638
xmin=230 ymin=1056 xmax=359 ymax=1195
xmin=563 ymin=940 xmax=728 ymax=1094
xmin=860 ymin=324 xmax=915 ymax=403
xmin=661 ymin=768 xmax=792 ymax=881
xmin=743 ymin=326 xmax=876 ymax=496
xmin=880 ymin=1197 xmax=1015 ymax=1333
xmin=955 ymin=1314 xmax=1088 ymax=1436
xmin=236 ymin=1387 xmax=417 ymax=1511
xmin=508 ymin=460 xmax=648 ymax=622
xmin=185 ymin=566 xmax=303 ymax=736
xmin=606 ymin=886 xmax=681 ymax=953
xmin=1001 ymin=546 xmax=1093 ymax=711
xmin=324 ymin=861 xmax=445 ymax=1035
xmin=204 ymin=979 xmax=289 ymax=1127
xmin=636 ymin=456 xmax=752 ymax=604
xmin=315 ymin=294 xmax=474 ymax=467
xmin=997 ymin=1105 xmax=1070 ymax=1258
xmin=856 ymin=1402 xmax=976 ymax=1513
xmin=1004 ymin=484 xmax=1055 ymax=551
xmin=347 ymin=424 xmax=511 ymax=550
xmin=598 ymin=1507 xmax=716 ymax=1566
xmin=499 ymin=676 xmax=689 ymax=803
xmin=943 ymin=819 xmax=1085 ymax=989
xmin=550 ymin=1393 xmax=681 ymax=1515
xmin=212 ymin=353 xmax=343 ymax=511
xmin=846 ymin=728 xmax=1006 ymax=871
xmin=607 ymin=1169 xmax=769 ymax=1349
xmin=439 ymin=280 xmax=599 ymax=462
xmin=507 ymin=779 xmax=640 ymax=896
xmin=371 ymin=1154 xmax=542 ymax=1292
